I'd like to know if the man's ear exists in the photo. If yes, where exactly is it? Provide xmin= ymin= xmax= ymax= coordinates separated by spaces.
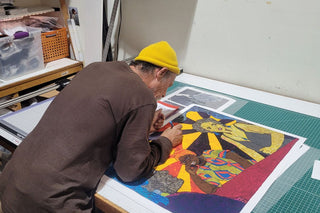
xmin=155 ymin=67 xmax=169 ymax=81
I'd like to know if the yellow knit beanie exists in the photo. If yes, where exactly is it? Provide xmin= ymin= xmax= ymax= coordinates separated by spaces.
xmin=135 ymin=41 xmax=180 ymax=74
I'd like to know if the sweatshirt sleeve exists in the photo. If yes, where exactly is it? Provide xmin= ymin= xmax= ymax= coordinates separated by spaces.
xmin=113 ymin=105 xmax=172 ymax=182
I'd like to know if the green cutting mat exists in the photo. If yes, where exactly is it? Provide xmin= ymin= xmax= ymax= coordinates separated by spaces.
xmin=235 ymin=102 xmax=320 ymax=149
xmin=253 ymin=147 xmax=320 ymax=213
xmin=236 ymin=103 xmax=320 ymax=213
xmin=169 ymin=81 xmax=320 ymax=213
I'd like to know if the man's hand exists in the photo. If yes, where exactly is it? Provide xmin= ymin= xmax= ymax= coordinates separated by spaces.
xmin=185 ymin=164 xmax=198 ymax=175
xmin=150 ymin=109 xmax=165 ymax=133
xmin=161 ymin=124 xmax=183 ymax=147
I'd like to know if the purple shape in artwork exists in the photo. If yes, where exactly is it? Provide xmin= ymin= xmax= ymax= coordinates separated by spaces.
xmin=162 ymin=192 xmax=245 ymax=213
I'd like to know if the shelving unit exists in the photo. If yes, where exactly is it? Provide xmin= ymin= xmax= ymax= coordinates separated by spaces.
xmin=0 ymin=2 xmax=83 ymax=110
xmin=0 ymin=58 xmax=82 ymax=97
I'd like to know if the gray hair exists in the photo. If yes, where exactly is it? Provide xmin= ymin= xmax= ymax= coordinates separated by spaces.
xmin=130 ymin=60 xmax=175 ymax=79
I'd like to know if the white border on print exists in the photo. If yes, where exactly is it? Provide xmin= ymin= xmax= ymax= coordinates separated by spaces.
xmin=97 ymin=175 xmax=171 ymax=213
xmin=167 ymin=104 xmax=307 ymax=213
xmin=162 ymin=86 xmax=236 ymax=112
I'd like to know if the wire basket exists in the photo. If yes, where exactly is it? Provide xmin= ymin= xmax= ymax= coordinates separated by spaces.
xmin=41 ymin=28 xmax=69 ymax=63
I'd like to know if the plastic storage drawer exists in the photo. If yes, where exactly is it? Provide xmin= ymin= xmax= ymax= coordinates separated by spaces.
xmin=0 ymin=27 xmax=44 ymax=81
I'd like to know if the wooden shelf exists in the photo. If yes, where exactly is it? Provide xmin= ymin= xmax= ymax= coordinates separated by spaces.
xmin=0 ymin=6 xmax=55 ymax=22
xmin=0 ymin=58 xmax=83 ymax=98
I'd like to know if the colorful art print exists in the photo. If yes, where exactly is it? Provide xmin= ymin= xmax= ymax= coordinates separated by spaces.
xmin=161 ymin=87 xmax=236 ymax=111
xmin=105 ymin=105 xmax=305 ymax=213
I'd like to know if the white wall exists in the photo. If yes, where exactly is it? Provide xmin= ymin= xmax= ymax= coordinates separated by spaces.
xmin=116 ymin=0 xmax=197 ymax=65
xmin=63 ymin=0 xmax=103 ymax=66
xmin=15 ymin=0 xmax=320 ymax=104
xmin=183 ymin=0 xmax=320 ymax=104
xmin=117 ymin=0 xmax=320 ymax=104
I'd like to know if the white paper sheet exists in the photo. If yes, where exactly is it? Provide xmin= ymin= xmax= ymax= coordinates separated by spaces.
xmin=311 ymin=160 xmax=320 ymax=181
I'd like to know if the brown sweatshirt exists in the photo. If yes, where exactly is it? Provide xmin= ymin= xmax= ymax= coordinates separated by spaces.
xmin=0 ymin=61 xmax=172 ymax=213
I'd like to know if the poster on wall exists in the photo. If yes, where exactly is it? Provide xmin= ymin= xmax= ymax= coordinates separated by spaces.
xmin=68 ymin=6 xmax=80 ymax=26
xmin=99 ymin=104 xmax=307 ymax=213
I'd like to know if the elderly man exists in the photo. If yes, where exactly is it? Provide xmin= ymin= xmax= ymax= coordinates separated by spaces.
xmin=0 ymin=41 xmax=183 ymax=212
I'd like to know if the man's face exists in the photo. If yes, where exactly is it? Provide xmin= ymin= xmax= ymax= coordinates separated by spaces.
xmin=149 ymin=70 xmax=176 ymax=100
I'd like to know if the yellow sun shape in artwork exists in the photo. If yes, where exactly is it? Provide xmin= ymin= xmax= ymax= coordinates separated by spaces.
xmin=180 ymin=111 xmax=236 ymax=151
xmin=156 ymin=111 xmax=233 ymax=193
xmin=180 ymin=111 xmax=264 ymax=162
